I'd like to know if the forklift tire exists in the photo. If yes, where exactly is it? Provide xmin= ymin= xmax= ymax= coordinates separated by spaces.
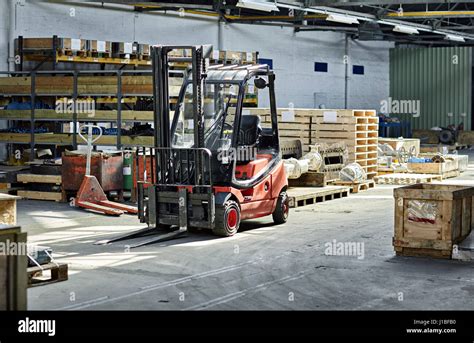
xmin=272 ymin=191 xmax=289 ymax=224
xmin=213 ymin=200 xmax=241 ymax=237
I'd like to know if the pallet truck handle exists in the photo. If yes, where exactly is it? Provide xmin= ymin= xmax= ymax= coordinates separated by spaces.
xmin=78 ymin=124 xmax=103 ymax=176
xmin=77 ymin=124 xmax=103 ymax=145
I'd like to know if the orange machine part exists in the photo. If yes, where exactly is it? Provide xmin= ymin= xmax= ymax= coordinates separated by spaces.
xmin=75 ymin=175 xmax=138 ymax=216
xmin=234 ymin=154 xmax=272 ymax=180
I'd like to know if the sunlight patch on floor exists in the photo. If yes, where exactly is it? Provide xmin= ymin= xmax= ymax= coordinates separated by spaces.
xmin=28 ymin=225 xmax=146 ymax=245
xmin=57 ymin=252 xmax=157 ymax=269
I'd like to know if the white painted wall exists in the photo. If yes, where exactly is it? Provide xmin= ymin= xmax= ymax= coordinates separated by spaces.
xmin=0 ymin=1 xmax=392 ymax=110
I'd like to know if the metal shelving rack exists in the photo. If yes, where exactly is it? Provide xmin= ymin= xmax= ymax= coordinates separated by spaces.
xmin=0 ymin=69 xmax=162 ymax=154
xmin=0 ymin=36 xmax=260 ymax=161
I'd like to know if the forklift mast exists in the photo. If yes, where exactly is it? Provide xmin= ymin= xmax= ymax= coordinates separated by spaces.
xmin=152 ymin=45 xmax=212 ymax=183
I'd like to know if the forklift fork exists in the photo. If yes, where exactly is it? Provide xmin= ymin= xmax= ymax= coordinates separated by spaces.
xmin=94 ymin=188 xmax=189 ymax=248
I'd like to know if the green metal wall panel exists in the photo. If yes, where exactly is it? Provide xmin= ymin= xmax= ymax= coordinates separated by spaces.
xmin=389 ymin=47 xmax=472 ymax=130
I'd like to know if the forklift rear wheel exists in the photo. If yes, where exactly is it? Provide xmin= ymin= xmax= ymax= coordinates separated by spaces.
xmin=272 ymin=191 xmax=289 ymax=224
xmin=213 ymin=200 xmax=241 ymax=237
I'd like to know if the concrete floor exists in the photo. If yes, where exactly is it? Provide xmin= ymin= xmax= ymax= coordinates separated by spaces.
xmin=23 ymin=152 xmax=474 ymax=310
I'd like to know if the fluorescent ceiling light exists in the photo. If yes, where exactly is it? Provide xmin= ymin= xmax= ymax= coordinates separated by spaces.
xmin=236 ymin=0 xmax=279 ymax=12
xmin=444 ymin=34 xmax=465 ymax=42
xmin=393 ymin=25 xmax=419 ymax=35
xmin=326 ymin=14 xmax=359 ymax=25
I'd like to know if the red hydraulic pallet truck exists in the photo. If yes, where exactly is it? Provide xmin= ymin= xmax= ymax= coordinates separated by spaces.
xmin=74 ymin=124 xmax=138 ymax=216
xmin=95 ymin=45 xmax=288 ymax=247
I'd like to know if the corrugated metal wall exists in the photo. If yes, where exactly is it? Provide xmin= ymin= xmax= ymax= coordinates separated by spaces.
xmin=389 ymin=47 xmax=472 ymax=130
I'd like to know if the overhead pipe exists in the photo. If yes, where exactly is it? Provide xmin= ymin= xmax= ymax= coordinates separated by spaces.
xmin=386 ymin=11 xmax=474 ymax=18
xmin=344 ymin=34 xmax=349 ymax=109
xmin=8 ymin=0 xmax=17 ymax=72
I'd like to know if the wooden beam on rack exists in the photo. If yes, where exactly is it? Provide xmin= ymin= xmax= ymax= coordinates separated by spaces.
xmin=0 ymin=133 xmax=154 ymax=147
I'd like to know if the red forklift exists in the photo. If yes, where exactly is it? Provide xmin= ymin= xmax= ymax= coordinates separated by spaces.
xmin=96 ymin=45 xmax=288 ymax=247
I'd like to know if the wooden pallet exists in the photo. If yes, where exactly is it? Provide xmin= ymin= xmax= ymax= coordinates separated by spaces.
xmin=374 ymin=173 xmax=442 ymax=185
xmin=330 ymin=180 xmax=375 ymax=193
xmin=17 ymin=173 xmax=65 ymax=201
xmin=17 ymin=190 xmax=63 ymax=202
xmin=89 ymin=51 xmax=112 ymax=59
xmin=287 ymin=186 xmax=350 ymax=208
xmin=288 ymin=172 xmax=327 ymax=187
xmin=17 ymin=174 xmax=61 ymax=185
xmin=27 ymin=262 xmax=68 ymax=288
xmin=441 ymin=169 xmax=461 ymax=179
xmin=60 ymin=48 xmax=88 ymax=57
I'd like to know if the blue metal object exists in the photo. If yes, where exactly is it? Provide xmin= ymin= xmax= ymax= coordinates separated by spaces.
xmin=408 ymin=157 xmax=432 ymax=163
xmin=379 ymin=121 xmax=411 ymax=138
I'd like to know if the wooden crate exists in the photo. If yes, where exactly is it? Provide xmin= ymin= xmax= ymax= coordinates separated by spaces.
xmin=407 ymin=158 xmax=458 ymax=175
xmin=418 ymin=153 xmax=468 ymax=173
xmin=288 ymin=172 xmax=327 ymax=187
xmin=0 ymin=225 xmax=27 ymax=310
xmin=0 ymin=194 xmax=20 ymax=225
xmin=393 ymin=184 xmax=474 ymax=259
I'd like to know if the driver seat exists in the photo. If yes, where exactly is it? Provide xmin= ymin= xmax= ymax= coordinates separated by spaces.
xmin=238 ymin=115 xmax=261 ymax=146
xmin=237 ymin=115 xmax=261 ymax=164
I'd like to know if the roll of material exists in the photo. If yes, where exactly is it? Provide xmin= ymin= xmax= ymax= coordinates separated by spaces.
xmin=302 ymin=151 xmax=322 ymax=172
xmin=284 ymin=158 xmax=309 ymax=179
xmin=339 ymin=163 xmax=366 ymax=182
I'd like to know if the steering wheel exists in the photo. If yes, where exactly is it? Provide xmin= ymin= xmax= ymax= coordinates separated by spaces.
xmin=171 ymin=151 xmax=195 ymax=184
xmin=221 ymin=122 xmax=233 ymax=139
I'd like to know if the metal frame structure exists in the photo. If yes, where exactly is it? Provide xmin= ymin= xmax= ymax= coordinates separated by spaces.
xmin=0 ymin=69 xmax=160 ymax=160
xmin=104 ymin=0 xmax=474 ymax=45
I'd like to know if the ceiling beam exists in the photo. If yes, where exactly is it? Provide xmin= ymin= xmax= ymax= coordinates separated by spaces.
xmin=276 ymin=3 xmax=474 ymax=40
xmin=300 ymin=0 xmax=474 ymax=5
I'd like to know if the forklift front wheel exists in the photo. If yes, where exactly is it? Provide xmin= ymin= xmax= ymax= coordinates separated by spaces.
xmin=272 ymin=191 xmax=289 ymax=224
xmin=213 ymin=200 xmax=241 ymax=237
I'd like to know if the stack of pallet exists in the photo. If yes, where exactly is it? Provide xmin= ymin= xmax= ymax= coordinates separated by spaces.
xmin=17 ymin=163 xmax=65 ymax=202
xmin=250 ymin=108 xmax=379 ymax=179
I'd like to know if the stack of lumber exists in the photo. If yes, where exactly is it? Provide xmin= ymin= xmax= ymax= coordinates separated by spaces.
xmin=17 ymin=173 xmax=64 ymax=202
xmin=16 ymin=163 xmax=65 ymax=202
xmin=249 ymin=108 xmax=379 ymax=179
xmin=0 ymin=75 xmax=183 ymax=97
xmin=0 ymin=166 xmax=28 ymax=195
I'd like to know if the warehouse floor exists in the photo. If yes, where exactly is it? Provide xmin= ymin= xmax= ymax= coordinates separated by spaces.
xmin=23 ymin=152 xmax=474 ymax=310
